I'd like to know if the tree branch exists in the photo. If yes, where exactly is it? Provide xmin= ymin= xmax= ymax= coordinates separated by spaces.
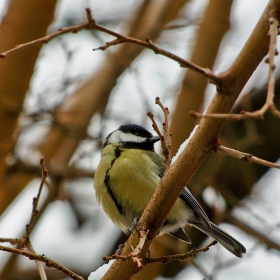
xmin=146 ymin=240 xmax=217 ymax=264
xmin=216 ymin=145 xmax=280 ymax=169
xmin=0 ymin=245 xmax=84 ymax=280
xmin=93 ymin=33 xmax=219 ymax=84
xmin=102 ymin=1 xmax=280 ymax=278
xmin=0 ymin=8 xmax=95 ymax=58
xmin=190 ymin=17 xmax=280 ymax=120
xmin=0 ymin=8 xmax=219 ymax=85
xmin=147 ymin=97 xmax=172 ymax=165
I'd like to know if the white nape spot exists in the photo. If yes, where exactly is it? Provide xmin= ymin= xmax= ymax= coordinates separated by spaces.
xmin=108 ymin=130 xmax=146 ymax=144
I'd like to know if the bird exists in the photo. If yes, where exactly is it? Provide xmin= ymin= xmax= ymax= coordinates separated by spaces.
xmin=94 ymin=124 xmax=246 ymax=258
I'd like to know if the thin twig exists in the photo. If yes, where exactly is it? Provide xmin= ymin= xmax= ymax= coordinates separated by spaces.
xmin=216 ymin=145 xmax=280 ymax=169
xmin=0 ymin=8 xmax=95 ymax=58
xmin=147 ymin=97 xmax=172 ymax=165
xmin=146 ymin=240 xmax=217 ymax=264
xmin=147 ymin=112 xmax=163 ymax=140
xmin=190 ymin=17 xmax=280 ymax=120
xmin=93 ymin=32 xmax=219 ymax=84
xmin=28 ymin=242 xmax=47 ymax=280
xmin=25 ymin=158 xmax=48 ymax=239
xmin=155 ymin=97 xmax=172 ymax=165
xmin=0 ymin=238 xmax=22 ymax=245
xmin=0 ymin=245 xmax=84 ymax=280
xmin=0 ymin=8 xmax=219 ymax=85
xmin=0 ymin=175 xmax=57 ymax=278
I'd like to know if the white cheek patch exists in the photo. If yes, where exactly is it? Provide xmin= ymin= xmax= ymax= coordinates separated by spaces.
xmin=109 ymin=130 xmax=146 ymax=143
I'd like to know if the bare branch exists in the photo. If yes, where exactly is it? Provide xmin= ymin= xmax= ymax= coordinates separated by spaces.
xmin=93 ymin=31 xmax=219 ymax=84
xmin=0 ymin=238 xmax=22 ymax=245
xmin=25 ymin=158 xmax=48 ymax=239
xmin=216 ymin=145 xmax=280 ymax=169
xmin=0 ymin=245 xmax=84 ymax=280
xmin=0 ymin=8 xmax=219 ymax=85
xmin=190 ymin=17 xmax=280 ymax=121
xmin=155 ymin=97 xmax=172 ymax=165
xmin=146 ymin=240 xmax=217 ymax=264
xmin=147 ymin=97 xmax=172 ymax=165
xmin=0 ymin=8 xmax=95 ymax=58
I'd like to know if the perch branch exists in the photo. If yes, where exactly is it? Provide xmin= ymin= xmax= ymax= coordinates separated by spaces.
xmin=146 ymin=240 xmax=217 ymax=264
xmin=103 ymin=231 xmax=148 ymax=268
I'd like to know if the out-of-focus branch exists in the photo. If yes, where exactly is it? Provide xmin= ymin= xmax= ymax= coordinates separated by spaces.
xmin=225 ymin=213 xmax=280 ymax=251
xmin=0 ymin=0 xmax=57 ymax=213
xmin=6 ymin=160 xmax=95 ymax=178
xmin=190 ymin=17 xmax=280 ymax=120
xmin=216 ymin=145 xmax=280 ymax=169
xmin=0 ymin=8 xmax=94 ymax=58
xmin=170 ymin=0 xmax=234 ymax=155
xmin=0 ymin=159 xmax=60 ymax=280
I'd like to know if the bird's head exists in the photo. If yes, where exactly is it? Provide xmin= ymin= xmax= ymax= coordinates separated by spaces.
xmin=103 ymin=124 xmax=160 ymax=151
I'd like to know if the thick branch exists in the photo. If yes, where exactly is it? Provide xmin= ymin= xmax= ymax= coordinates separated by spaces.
xmin=103 ymin=1 xmax=280 ymax=279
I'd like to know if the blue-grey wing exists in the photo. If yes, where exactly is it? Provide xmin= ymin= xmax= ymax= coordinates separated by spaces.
xmin=179 ymin=188 xmax=211 ymax=230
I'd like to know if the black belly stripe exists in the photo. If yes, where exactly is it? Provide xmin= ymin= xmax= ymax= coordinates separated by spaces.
xmin=114 ymin=146 xmax=122 ymax=158
xmin=104 ymin=147 xmax=124 ymax=216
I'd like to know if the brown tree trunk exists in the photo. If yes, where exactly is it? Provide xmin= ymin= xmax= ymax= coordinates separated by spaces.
xmin=0 ymin=0 xmax=57 ymax=214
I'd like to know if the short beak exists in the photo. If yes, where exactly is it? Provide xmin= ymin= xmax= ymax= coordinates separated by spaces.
xmin=148 ymin=136 xmax=160 ymax=144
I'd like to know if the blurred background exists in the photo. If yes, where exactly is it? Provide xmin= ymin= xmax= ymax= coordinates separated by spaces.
xmin=0 ymin=0 xmax=280 ymax=279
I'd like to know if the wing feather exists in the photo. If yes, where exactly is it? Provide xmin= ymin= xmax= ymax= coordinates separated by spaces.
xmin=179 ymin=188 xmax=211 ymax=230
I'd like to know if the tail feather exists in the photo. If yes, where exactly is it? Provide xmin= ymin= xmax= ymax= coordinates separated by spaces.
xmin=193 ymin=222 xmax=246 ymax=258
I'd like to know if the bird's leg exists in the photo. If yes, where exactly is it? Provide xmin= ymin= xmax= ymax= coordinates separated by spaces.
xmin=131 ymin=215 xmax=140 ymax=234
xmin=115 ymin=243 xmax=125 ymax=255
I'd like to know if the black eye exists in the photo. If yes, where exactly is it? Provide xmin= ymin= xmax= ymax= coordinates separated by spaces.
xmin=135 ymin=133 xmax=140 ymax=136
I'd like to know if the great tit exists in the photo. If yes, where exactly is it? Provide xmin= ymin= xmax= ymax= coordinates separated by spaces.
xmin=94 ymin=124 xmax=246 ymax=257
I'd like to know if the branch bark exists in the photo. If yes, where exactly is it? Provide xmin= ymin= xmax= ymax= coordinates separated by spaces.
xmin=103 ymin=0 xmax=280 ymax=278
